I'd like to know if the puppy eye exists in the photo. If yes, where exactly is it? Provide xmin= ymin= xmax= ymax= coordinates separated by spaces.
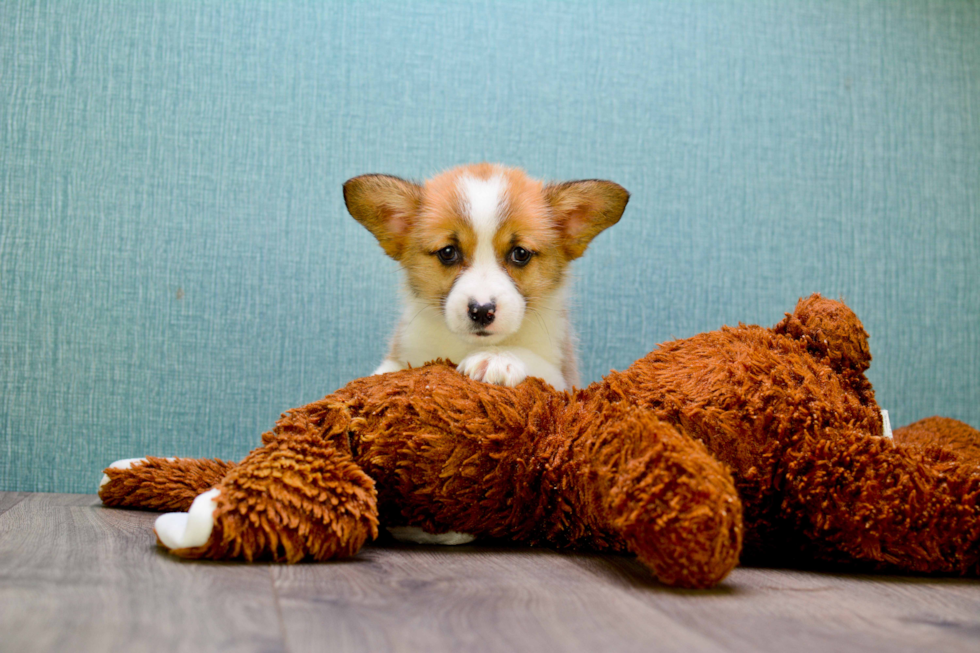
xmin=435 ymin=245 xmax=460 ymax=265
xmin=508 ymin=246 xmax=533 ymax=267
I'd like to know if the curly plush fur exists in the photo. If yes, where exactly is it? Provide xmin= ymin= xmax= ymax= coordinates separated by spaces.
xmin=102 ymin=373 xmax=743 ymax=588
xmin=100 ymin=295 xmax=980 ymax=587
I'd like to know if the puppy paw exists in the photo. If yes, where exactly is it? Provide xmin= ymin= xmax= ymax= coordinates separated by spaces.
xmin=372 ymin=359 xmax=404 ymax=375
xmin=457 ymin=350 xmax=527 ymax=387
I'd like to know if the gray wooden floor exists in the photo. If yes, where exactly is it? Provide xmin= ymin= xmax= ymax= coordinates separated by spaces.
xmin=1 ymin=492 xmax=979 ymax=653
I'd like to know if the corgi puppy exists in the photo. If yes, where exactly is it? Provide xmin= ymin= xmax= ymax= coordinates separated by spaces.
xmin=343 ymin=163 xmax=629 ymax=394
xmin=143 ymin=166 xmax=627 ymax=553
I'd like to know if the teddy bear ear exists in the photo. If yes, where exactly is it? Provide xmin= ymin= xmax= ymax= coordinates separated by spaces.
xmin=544 ymin=179 xmax=629 ymax=259
xmin=773 ymin=294 xmax=872 ymax=373
xmin=343 ymin=174 xmax=423 ymax=260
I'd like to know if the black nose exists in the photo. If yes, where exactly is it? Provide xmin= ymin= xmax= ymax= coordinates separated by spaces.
xmin=467 ymin=301 xmax=496 ymax=327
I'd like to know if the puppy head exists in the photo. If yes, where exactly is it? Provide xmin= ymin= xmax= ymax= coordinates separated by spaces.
xmin=344 ymin=164 xmax=628 ymax=343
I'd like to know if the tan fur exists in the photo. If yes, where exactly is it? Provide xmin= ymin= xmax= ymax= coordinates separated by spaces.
xmin=544 ymin=179 xmax=630 ymax=259
xmin=355 ymin=164 xmax=613 ymax=306
xmin=342 ymin=174 xmax=423 ymax=261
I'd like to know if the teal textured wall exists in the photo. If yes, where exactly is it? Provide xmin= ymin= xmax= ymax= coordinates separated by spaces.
xmin=2 ymin=0 xmax=978 ymax=492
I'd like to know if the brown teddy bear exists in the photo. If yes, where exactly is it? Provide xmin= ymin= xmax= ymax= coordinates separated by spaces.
xmin=99 ymin=295 xmax=980 ymax=588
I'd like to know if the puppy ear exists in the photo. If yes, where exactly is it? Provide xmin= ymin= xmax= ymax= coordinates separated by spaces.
xmin=545 ymin=180 xmax=629 ymax=259
xmin=343 ymin=174 xmax=423 ymax=260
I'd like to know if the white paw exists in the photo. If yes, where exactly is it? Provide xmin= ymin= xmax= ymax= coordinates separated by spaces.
xmin=373 ymin=359 xmax=404 ymax=375
xmin=457 ymin=351 xmax=527 ymax=387
xmin=154 ymin=488 xmax=220 ymax=550
xmin=387 ymin=526 xmax=476 ymax=545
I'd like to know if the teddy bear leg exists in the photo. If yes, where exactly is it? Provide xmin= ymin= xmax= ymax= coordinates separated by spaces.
xmin=893 ymin=416 xmax=980 ymax=466
xmin=588 ymin=408 xmax=743 ymax=588
xmin=157 ymin=435 xmax=379 ymax=563
xmin=781 ymin=429 xmax=980 ymax=574
xmin=99 ymin=456 xmax=236 ymax=512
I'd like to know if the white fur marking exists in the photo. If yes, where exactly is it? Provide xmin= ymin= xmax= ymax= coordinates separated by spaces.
xmin=459 ymin=174 xmax=505 ymax=241
xmin=444 ymin=174 xmax=526 ymax=340
xmin=460 ymin=174 xmax=506 ymax=297
xmin=154 ymin=488 xmax=220 ymax=550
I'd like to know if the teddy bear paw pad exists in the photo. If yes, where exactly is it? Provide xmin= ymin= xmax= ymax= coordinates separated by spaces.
xmin=154 ymin=488 xmax=220 ymax=550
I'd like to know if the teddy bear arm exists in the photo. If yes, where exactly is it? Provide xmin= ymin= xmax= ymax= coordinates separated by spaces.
xmin=99 ymin=456 xmax=237 ymax=512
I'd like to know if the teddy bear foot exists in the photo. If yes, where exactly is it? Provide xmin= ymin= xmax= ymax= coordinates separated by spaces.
xmin=144 ymin=433 xmax=382 ymax=563
xmin=590 ymin=408 xmax=743 ymax=588
xmin=154 ymin=489 xmax=220 ymax=550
